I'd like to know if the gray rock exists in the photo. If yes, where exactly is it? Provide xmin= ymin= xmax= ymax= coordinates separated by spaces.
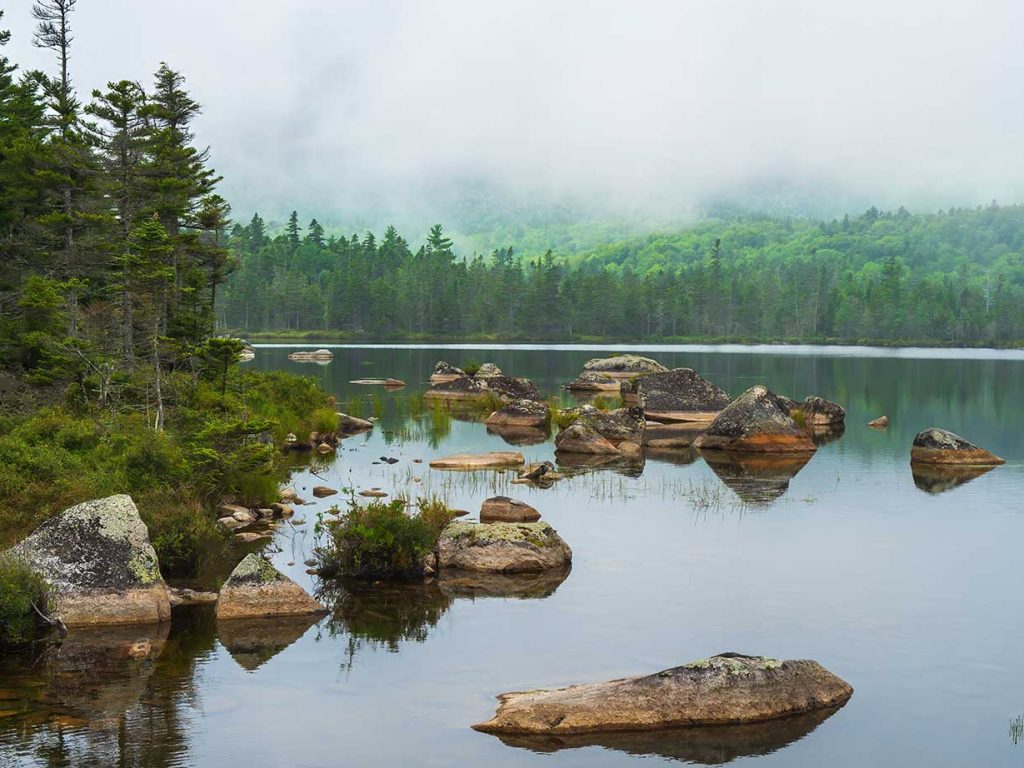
xmin=694 ymin=386 xmax=816 ymax=453
xmin=910 ymin=427 xmax=1005 ymax=466
xmin=215 ymin=554 xmax=326 ymax=620
xmin=623 ymin=368 xmax=731 ymax=421
xmin=485 ymin=398 xmax=551 ymax=428
xmin=800 ymin=396 xmax=846 ymax=426
xmin=582 ymin=355 xmax=667 ymax=377
xmin=437 ymin=522 xmax=572 ymax=573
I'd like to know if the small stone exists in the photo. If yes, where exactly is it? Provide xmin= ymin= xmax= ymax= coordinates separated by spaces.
xmin=480 ymin=496 xmax=541 ymax=523
xmin=317 ymin=443 xmax=334 ymax=454
xmin=358 ymin=490 xmax=388 ymax=498
xmin=312 ymin=486 xmax=338 ymax=498
xmin=868 ymin=415 xmax=889 ymax=428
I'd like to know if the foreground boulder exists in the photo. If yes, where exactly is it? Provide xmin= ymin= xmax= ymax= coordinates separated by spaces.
xmin=436 ymin=522 xmax=571 ymax=573
xmin=565 ymin=371 xmax=622 ymax=392
xmin=910 ymin=428 xmax=1005 ymax=466
xmin=694 ymin=386 xmax=816 ymax=453
xmin=7 ymin=494 xmax=171 ymax=627
xmin=799 ymin=396 xmax=846 ymax=426
xmin=623 ymin=368 xmax=731 ymax=422
xmin=582 ymin=354 xmax=668 ymax=378
xmin=430 ymin=360 xmax=466 ymax=384
xmin=480 ymin=496 xmax=541 ymax=523
xmin=485 ymin=399 xmax=550 ymax=428
xmin=430 ymin=451 xmax=525 ymax=470
xmin=473 ymin=653 xmax=853 ymax=735
xmin=215 ymin=554 xmax=326 ymax=620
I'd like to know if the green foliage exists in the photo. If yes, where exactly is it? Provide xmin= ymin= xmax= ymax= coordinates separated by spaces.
xmin=0 ymin=555 xmax=48 ymax=646
xmin=462 ymin=358 xmax=482 ymax=376
xmin=316 ymin=498 xmax=455 ymax=580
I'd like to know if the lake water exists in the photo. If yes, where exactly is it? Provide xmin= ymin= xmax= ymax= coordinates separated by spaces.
xmin=2 ymin=344 xmax=1022 ymax=767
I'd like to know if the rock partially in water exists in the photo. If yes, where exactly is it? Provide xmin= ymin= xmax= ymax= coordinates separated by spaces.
xmin=868 ymin=415 xmax=889 ymax=429
xmin=287 ymin=348 xmax=333 ymax=361
xmin=490 ymin=706 xmax=843 ymax=765
xmin=337 ymin=412 xmax=374 ymax=433
xmin=485 ymin=398 xmax=550 ymax=428
xmin=910 ymin=427 xmax=1005 ymax=466
xmin=437 ymin=521 xmax=572 ymax=573
xmin=480 ymin=496 xmax=541 ymax=523
xmin=430 ymin=360 xmax=466 ymax=384
xmin=215 ymin=554 xmax=326 ymax=620
xmin=912 ymin=463 xmax=999 ymax=494
xmin=312 ymin=485 xmax=338 ymax=498
xmin=565 ymin=371 xmax=622 ymax=392
xmin=424 ymin=374 xmax=543 ymax=403
xmin=6 ymin=494 xmax=171 ymax=627
xmin=694 ymin=386 xmax=816 ymax=454
xmin=702 ymin=451 xmax=814 ymax=504
xmin=799 ymin=396 xmax=846 ymax=426
xmin=556 ymin=405 xmax=646 ymax=455
xmin=429 ymin=451 xmax=525 ymax=470
xmin=554 ymin=422 xmax=621 ymax=455
xmin=623 ymin=368 xmax=731 ymax=422
xmin=582 ymin=354 xmax=668 ymax=378
xmin=217 ymin=613 xmax=321 ymax=671
xmin=473 ymin=653 xmax=853 ymax=735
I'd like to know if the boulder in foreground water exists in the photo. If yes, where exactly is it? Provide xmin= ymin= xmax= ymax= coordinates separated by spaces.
xmin=473 ymin=653 xmax=853 ymax=735
xmin=868 ymin=415 xmax=889 ymax=428
xmin=694 ymin=386 xmax=816 ymax=453
xmin=910 ymin=428 xmax=1004 ymax=466
xmin=7 ymin=494 xmax=171 ymax=627
xmin=437 ymin=521 xmax=571 ymax=572
xmin=215 ymin=554 xmax=326 ymax=620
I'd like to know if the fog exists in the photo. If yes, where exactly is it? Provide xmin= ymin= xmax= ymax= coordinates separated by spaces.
xmin=6 ymin=0 xmax=1024 ymax=231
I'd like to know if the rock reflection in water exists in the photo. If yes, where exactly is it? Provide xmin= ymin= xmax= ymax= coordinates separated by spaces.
xmin=809 ymin=424 xmax=846 ymax=446
xmin=437 ymin=565 xmax=571 ymax=600
xmin=486 ymin=424 xmax=551 ymax=446
xmin=493 ymin=705 xmax=843 ymax=765
xmin=911 ymin=463 xmax=998 ymax=494
xmin=217 ymin=613 xmax=322 ymax=671
xmin=555 ymin=452 xmax=645 ymax=478
xmin=700 ymin=450 xmax=813 ymax=504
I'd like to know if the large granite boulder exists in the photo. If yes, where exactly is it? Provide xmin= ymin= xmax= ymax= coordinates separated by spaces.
xmin=215 ymin=554 xmax=326 ymax=620
xmin=582 ymin=355 xmax=668 ymax=378
xmin=694 ymin=386 xmax=816 ymax=453
xmin=623 ymin=368 xmax=731 ymax=422
xmin=910 ymin=428 xmax=1005 ymax=465
xmin=485 ymin=399 xmax=550 ymax=428
xmin=473 ymin=653 xmax=853 ymax=735
xmin=7 ymin=494 xmax=171 ymax=627
xmin=436 ymin=522 xmax=572 ymax=573
xmin=565 ymin=371 xmax=622 ymax=392
xmin=799 ymin=396 xmax=846 ymax=426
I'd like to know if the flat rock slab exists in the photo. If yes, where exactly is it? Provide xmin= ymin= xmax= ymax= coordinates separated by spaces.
xmin=7 ymin=494 xmax=171 ymax=627
xmin=437 ymin=521 xmax=571 ymax=573
xmin=473 ymin=653 xmax=853 ymax=735
xmin=430 ymin=452 xmax=525 ymax=470
xmin=480 ymin=496 xmax=541 ymax=523
xmin=910 ymin=427 xmax=1005 ymax=466
xmin=215 ymin=554 xmax=326 ymax=620
xmin=694 ymin=386 xmax=816 ymax=453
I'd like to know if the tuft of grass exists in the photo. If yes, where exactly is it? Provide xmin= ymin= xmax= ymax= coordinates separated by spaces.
xmin=462 ymin=359 xmax=482 ymax=376
xmin=0 ymin=555 xmax=48 ymax=646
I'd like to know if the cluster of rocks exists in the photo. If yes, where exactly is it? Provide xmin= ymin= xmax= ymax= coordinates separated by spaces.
xmin=424 ymin=373 xmax=542 ymax=404
xmin=283 ymin=412 xmax=373 ymax=454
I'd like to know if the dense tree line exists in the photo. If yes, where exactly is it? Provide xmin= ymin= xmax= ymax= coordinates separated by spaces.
xmin=0 ymin=1 xmax=232 ymax=410
xmin=221 ymin=204 xmax=1024 ymax=344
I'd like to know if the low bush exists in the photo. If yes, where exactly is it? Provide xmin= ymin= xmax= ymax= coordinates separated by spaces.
xmin=0 ymin=556 xmax=48 ymax=646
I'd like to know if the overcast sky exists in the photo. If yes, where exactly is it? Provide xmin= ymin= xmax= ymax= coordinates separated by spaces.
xmin=6 ymin=0 xmax=1024 ymax=228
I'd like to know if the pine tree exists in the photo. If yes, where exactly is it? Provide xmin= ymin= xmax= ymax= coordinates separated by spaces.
xmin=285 ymin=210 xmax=300 ymax=249
xmin=305 ymin=218 xmax=324 ymax=247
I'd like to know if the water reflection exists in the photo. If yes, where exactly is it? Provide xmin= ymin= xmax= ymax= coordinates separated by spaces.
xmin=700 ymin=451 xmax=814 ymax=504
xmin=217 ymin=613 xmax=321 ymax=671
xmin=436 ymin=566 xmax=571 ymax=599
xmin=492 ymin=706 xmax=845 ymax=765
xmin=486 ymin=425 xmax=551 ymax=446
xmin=911 ymin=463 xmax=999 ymax=495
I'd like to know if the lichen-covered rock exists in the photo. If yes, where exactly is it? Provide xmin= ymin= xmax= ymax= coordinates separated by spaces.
xmin=6 ymin=494 xmax=171 ymax=627
xmin=480 ymin=496 xmax=541 ymax=523
xmin=215 ymin=554 xmax=326 ymax=620
xmin=624 ymin=368 xmax=731 ymax=422
xmin=554 ymin=422 xmax=621 ymax=455
xmin=565 ymin=371 xmax=622 ymax=392
xmin=429 ymin=451 xmax=525 ymax=470
xmin=694 ymin=386 xmax=816 ymax=453
xmin=473 ymin=653 xmax=853 ymax=735
xmin=800 ymin=396 xmax=846 ymax=426
xmin=910 ymin=428 xmax=1005 ymax=466
xmin=437 ymin=521 xmax=572 ymax=573
xmin=485 ymin=398 xmax=550 ymax=428
xmin=582 ymin=355 xmax=668 ymax=378
xmin=430 ymin=360 xmax=466 ymax=384
xmin=476 ymin=362 xmax=503 ymax=377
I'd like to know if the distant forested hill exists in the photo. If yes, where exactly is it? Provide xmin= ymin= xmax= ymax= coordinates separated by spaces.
xmin=220 ymin=204 xmax=1024 ymax=345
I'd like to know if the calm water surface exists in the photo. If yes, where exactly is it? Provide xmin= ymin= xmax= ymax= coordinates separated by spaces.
xmin=2 ymin=344 xmax=1022 ymax=767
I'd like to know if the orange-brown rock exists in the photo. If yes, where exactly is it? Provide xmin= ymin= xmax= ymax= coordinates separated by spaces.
xmin=910 ymin=427 xmax=1004 ymax=466
xmin=480 ymin=496 xmax=541 ymax=523
xmin=693 ymin=386 xmax=815 ymax=454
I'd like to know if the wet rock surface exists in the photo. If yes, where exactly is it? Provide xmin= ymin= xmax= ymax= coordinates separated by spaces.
xmin=694 ymin=386 xmax=816 ymax=453
xmin=7 ymin=494 xmax=171 ymax=626
xmin=910 ymin=427 xmax=1005 ymax=465
xmin=473 ymin=653 xmax=853 ymax=735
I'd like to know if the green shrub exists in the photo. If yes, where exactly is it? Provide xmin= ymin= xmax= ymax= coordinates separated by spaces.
xmin=553 ymin=408 xmax=580 ymax=429
xmin=0 ymin=556 xmax=48 ymax=646
xmin=462 ymin=358 xmax=481 ymax=376
xmin=316 ymin=498 xmax=455 ymax=580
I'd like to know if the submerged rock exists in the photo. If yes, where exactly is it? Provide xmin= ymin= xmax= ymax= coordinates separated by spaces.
xmin=215 ymin=554 xmax=326 ymax=620
xmin=473 ymin=653 xmax=853 ymax=735
xmin=429 ymin=451 xmax=525 ymax=470
xmin=582 ymin=354 xmax=668 ymax=378
xmin=623 ymin=368 xmax=731 ymax=422
xmin=480 ymin=496 xmax=541 ymax=523
xmin=799 ymin=396 xmax=846 ymax=426
xmin=910 ymin=427 xmax=1004 ymax=466
xmin=436 ymin=521 xmax=572 ymax=573
xmin=694 ymin=386 xmax=816 ymax=453
xmin=485 ymin=398 xmax=550 ymax=428
xmin=7 ymin=494 xmax=171 ymax=627
xmin=565 ymin=371 xmax=622 ymax=392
